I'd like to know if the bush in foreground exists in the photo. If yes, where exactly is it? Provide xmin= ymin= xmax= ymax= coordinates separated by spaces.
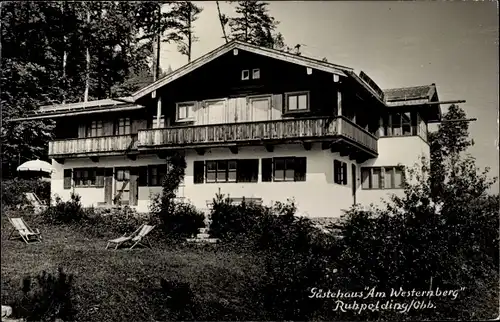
xmin=150 ymin=193 xmax=206 ymax=239
xmin=8 ymin=267 xmax=75 ymax=322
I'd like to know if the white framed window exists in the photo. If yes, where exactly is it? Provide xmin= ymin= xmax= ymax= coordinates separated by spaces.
xmin=361 ymin=166 xmax=405 ymax=190
xmin=285 ymin=91 xmax=309 ymax=112
xmin=115 ymin=118 xmax=131 ymax=135
xmin=252 ymin=68 xmax=260 ymax=79
xmin=87 ymin=120 xmax=103 ymax=137
xmin=176 ymin=101 xmax=196 ymax=122
xmin=241 ymin=69 xmax=250 ymax=80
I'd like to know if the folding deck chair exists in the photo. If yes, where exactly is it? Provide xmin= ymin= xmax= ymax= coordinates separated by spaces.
xmin=106 ymin=224 xmax=155 ymax=250
xmin=7 ymin=217 xmax=43 ymax=243
xmin=24 ymin=192 xmax=48 ymax=215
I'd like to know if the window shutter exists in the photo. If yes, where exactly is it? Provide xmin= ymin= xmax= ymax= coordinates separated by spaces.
xmin=333 ymin=160 xmax=340 ymax=184
xmin=96 ymin=168 xmax=104 ymax=187
xmin=342 ymin=162 xmax=348 ymax=185
xmin=361 ymin=168 xmax=370 ymax=189
xmin=261 ymin=158 xmax=273 ymax=182
xmin=138 ymin=166 xmax=148 ymax=186
xmin=294 ymin=157 xmax=307 ymax=182
xmin=64 ymin=169 xmax=72 ymax=189
xmin=193 ymin=161 xmax=204 ymax=184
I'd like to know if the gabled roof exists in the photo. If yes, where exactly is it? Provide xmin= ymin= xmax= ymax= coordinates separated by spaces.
xmin=8 ymin=97 xmax=142 ymax=121
xmin=39 ymin=97 xmax=135 ymax=112
xmin=383 ymin=84 xmax=442 ymax=121
xmin=132 ymin=40 xmax=354 ymax=100
xmin=383 ymin=84 xmax=436 ymax=103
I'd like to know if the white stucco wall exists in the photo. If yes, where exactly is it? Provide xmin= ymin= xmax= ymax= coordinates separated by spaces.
xmin=51 ymin=155 xmax=168 ymax=211
xmin=51 ymin=144 xmax=358 ymax=218
xmin=183 ymin=144 xmax=357 ymax=218
xmin=356 ymin=136 xmax=430 ymax=208
xmin=50 ymin=136 xmax=429 ymax=218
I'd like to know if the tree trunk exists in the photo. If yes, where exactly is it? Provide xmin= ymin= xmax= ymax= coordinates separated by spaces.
xmin=61 ymin=1 xmax=67 ymax=104
xmin=84 ymin=3 xmax=90 ymax=102
xmin=244 ymin=5 xmax=248 ymax=42
xmin=187 ymin=5 xmax=192 ymax=63
xmin=216 ymin=1 xmax=228 ymax=43
xmin=154 ymin=4 xmax=161 ymax=81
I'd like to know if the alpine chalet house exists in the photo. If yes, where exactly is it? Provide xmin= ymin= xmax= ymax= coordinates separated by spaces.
xmin=14 ymin=40 xmax=449 ymax=218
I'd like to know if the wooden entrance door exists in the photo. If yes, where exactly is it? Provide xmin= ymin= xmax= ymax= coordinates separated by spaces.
xmin=129 ymin=168 xmax=138 ymax=206
xmin=104 ymin=168 xmax=113 ymax=205
xmin=114 ymin=168 xmax=130 ymax=205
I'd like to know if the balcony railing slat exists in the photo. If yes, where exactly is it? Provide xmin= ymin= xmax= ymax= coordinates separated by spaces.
xmin=137 ymin=117 xmax=378 ymax=154
xmin=49 ymin=135 xmax=137 ymax=156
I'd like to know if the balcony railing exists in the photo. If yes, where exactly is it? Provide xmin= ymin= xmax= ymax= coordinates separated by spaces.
xmin=138 ymin=117 xmax=378 ymax=154
xmin=48 ymin=134 xmax=138 ymax=157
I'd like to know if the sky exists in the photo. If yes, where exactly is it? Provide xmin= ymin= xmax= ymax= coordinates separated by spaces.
xmin=159 ymin=1 xmax=499 ymax=193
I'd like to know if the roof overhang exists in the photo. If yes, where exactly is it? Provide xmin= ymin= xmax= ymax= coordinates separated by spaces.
xmin=132 ymin=40 xmax=353 ymax=101
xmin=383 ymin=84 xmax=444 ymax=122
xmin=7 ymin=97 xmax=143 ymax=122
xmin=8 ymin=103 xmax=143 ymax=122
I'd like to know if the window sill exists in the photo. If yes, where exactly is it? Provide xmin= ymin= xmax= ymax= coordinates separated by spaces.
xmin=361 ymin=187 xmax=404 ymax=191
xmin=282 ymin=110 xmax=311 ymax=116
xmin=176 ymin=118 xmax=195 ymax=123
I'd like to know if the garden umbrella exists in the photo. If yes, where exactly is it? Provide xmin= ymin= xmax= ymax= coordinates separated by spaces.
xmin=16 ymin=159 xmax=53 ymax=173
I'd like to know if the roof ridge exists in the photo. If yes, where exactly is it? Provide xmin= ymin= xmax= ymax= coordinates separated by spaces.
xmin=383 ymin=84 xmax=434 ymax=91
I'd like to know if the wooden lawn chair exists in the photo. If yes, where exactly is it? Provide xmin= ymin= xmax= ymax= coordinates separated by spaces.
xmin=24 ymin=192 xmax=48 ymax=214
xmin=7 ymin=217 xmax=43 ymax=243
xmin=106 ymin=224 xmax=155 ymax=250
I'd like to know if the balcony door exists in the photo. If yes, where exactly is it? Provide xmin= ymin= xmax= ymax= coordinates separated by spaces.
xmin=250 ymin=96 xmax=271 ymax=122
xmin=205 ymin=99 xmax=226 ymax=125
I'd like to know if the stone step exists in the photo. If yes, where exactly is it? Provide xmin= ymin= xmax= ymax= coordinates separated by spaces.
xmin=186 ymin=238 xmax=219 ymax=244
xmin=196 ymin=233 xmax=210 ymax=239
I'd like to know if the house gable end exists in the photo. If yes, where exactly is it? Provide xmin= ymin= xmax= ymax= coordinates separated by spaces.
xmin=132 ymin=41 xmax=352 ymax=101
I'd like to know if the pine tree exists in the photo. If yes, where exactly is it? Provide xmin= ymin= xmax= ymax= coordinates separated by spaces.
xmin=226 ymin=1 xmax=303 ymax=53
xmin=167 ymin=2 xmax=203 ymax=63
xmin=228 ymin=1 xmax=277 ymax=47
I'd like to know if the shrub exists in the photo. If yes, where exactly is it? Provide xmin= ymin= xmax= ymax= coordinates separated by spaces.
xmin=40 ymin=193 xmax=85 ymax=224
xmin=1 ymin=178 xmax=50 ymax=207
xmin=78 ymin=206 xmax=150 ymax=238
xmin=149 ymin=154 xmax=206 ymax=240
xmin=9 ymin=267 xmax=75 ymax=322
xmin=208 ymin=193 xmax=268 ymax=245
xmin=150 ymin=278 xmax=197 ymax=321
xmin=150 ymin=193 xmax=205 ymax=239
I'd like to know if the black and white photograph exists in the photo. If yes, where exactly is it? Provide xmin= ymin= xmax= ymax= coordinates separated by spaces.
xmin=1 ymin=1 xmax=498 ymax=321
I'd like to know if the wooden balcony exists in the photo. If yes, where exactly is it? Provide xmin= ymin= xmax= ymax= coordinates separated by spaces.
xmin=48 ymin=134 xmax=138 ymax=159
xmin=138 ymin=116 xmax=378 ymax=158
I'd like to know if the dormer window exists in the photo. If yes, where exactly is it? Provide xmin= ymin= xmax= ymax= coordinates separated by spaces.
xmin=241 ymin=70 xmax=250 ymax=80
xmin=176 ymin=101 xmax=196 ymax=122
xmin=252 ymin=68 xmax=260 ymax=79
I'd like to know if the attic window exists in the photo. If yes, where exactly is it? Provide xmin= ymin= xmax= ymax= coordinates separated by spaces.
xmin=252 ymin=69 xmax=260 ymax=79
xmin=241 ymin=70 xmax=250 ymax=80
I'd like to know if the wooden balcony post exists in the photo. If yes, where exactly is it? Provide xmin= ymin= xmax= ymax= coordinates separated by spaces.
xmin=156 ymin=96 xmax=162 ymax=129
xmin=337 ymin=90 xmax=343 ymax=134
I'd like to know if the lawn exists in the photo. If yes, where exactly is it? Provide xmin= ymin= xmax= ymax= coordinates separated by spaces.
xmin=1 ymin=213 xmax=266 ymax=321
